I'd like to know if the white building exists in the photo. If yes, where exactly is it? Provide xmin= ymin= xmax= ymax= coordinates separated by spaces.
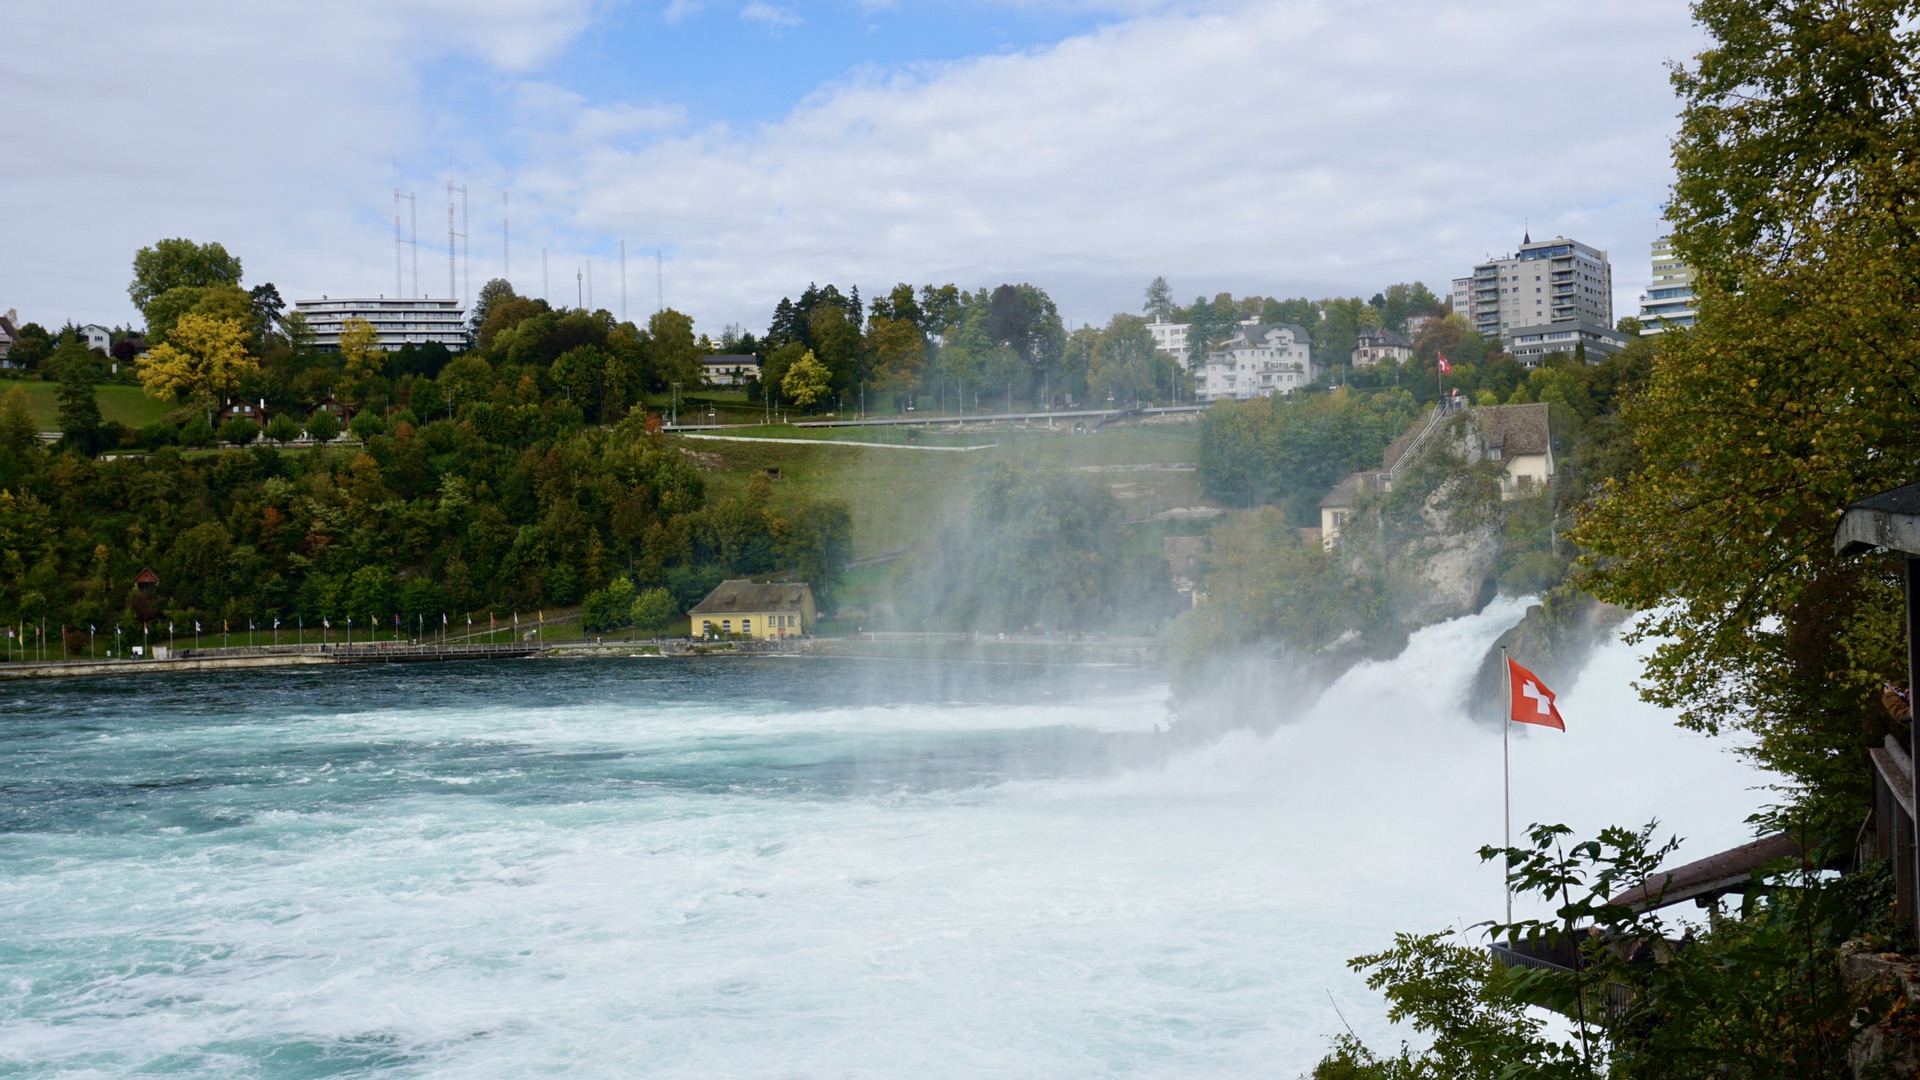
xmin=1198 ymin=323 xmax=1314 ymax=402
xmin=1463 ymin=234 xmax=1619 ymax=360
xmin=293 ymin=297 xmax=467 ymax=351
xmin=1637 ymin=234 xmax=1698 ymax=334
xmin=702 ymin=354 xmax=760 ymax=386
xmin=79 ymin=324 xmax=112 ymax=353
xmin=1147 ymin=319 xmax=1189 ymax=361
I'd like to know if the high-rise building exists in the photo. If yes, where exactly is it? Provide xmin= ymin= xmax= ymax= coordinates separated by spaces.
xmin=1463 ymin=234 xmax=1625 ymax=361
xmin=293 ymin=297 xmax=468 ymax=351
xmin=1637 ymin=235 xmax=1697 ymax=334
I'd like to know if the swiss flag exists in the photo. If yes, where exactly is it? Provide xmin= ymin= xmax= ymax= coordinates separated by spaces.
xmin=1507 ymin=657 xmax=1565 ymax=730
xmin=1437 ymin=351 xmax=1453 ymax=375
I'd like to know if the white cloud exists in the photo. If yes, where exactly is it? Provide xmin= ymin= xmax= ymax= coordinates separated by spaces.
xmin=740 ymin=2 xmax=801 ymax=29
xmin=545 ymin=0 xmax=1701 ymax=330
xmin=0 ymin=0 xmax=1703 ymax=337
xmin=664 ymin=0 xmax=703 ymax=22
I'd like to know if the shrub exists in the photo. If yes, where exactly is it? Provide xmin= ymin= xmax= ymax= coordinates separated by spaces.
xmin=304 ymin=411 xmax=342 ymax=444
xmin=630 ymin=587 xmax=679 ymax=634
xmin=177 ymin=415 xmax=215 ymax=447
xmin=218 ymin=416 xmax=260 ymax=446
xmin=348 ymin=411 xmax=386 ymax=441
xmin=264 ymin=414 xmax=302 ymax=445
xmin=581 ymin=577 xmax=637 ymax=632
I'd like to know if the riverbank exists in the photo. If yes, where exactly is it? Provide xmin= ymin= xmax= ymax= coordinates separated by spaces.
xmin=0 ymin=633 xmax=1158 ymax=680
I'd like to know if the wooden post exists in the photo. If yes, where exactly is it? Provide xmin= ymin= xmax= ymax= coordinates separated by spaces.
xmin=1908 ymin=555 xmax=1920 ymax=946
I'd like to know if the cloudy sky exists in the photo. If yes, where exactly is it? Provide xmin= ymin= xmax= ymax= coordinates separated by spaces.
xmin=4 ymin=0 xmax=1702 ymax=335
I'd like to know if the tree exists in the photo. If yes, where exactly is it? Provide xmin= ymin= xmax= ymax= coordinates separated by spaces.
xmin=781 ymin=350 xmax=832 ymax=409
xmin=647 ymin=308 xmax=703 ymax=389
xmin=1184 ymin=295 xmax=1240 ymax=366
xmin=1573 ymin=0 xmax=1920 ymax=812
xmin=630 ymin=586 xmax=679 ymax=634
xmin=304 ymin=410 xmax=342 ymax=444
xmin=137 ymin=313 xmax=257 ymax=409
xmin=265 ymin=413 xmax=302 ymax=445
xmin=0 ymin=386 xmax=37 ymax=454
xmin=337 ymin=317 xmax=383 ymax=379
xmin=129 ymin=238 xmax=243 ymax=312
xmin=469 ymin=277 xmax=515 ymax=334
xmin=218 ymin=416 xmax=260 ymax=446
xmin=1142 ymin=276 xmax=1175 ymax=322
xmin=7 ymin=323 xmax=53 ymax=369
xmin=869 ymin=316 xmax=926 ymax=393
xmin=52 ymin=334 xmax=105 ymax=454
xmin=1088 ymin=314 xmax=1157 ymax=406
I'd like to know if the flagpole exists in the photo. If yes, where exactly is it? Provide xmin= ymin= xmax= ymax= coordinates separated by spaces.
xmin=1502 ymin=646 xmax=1512 ymax=926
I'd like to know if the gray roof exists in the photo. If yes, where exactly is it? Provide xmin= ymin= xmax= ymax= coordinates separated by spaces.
xmin=703 ymin=354 xmax=759 ymax=366
xmin=1318 ymin=470 xmax=1390 ymax=509
xmin=1355 ymin=326 xmax=1412 ymax=349
xmin=689 ymin=579 xmax=812 ymax=615
xmin=1835 ymin=479 xmax=1920 ymax=556
xmin=1473 ymin=403 xmax=1552 ymax=458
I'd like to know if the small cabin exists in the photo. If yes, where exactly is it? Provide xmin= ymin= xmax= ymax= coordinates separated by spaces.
xmin=689 ymin=580 xmax=814 ymax=639
xmin=133 ymin=568 xmax=160 ymax=593
xmin=309 ymin=396 xmax=354 ymax=422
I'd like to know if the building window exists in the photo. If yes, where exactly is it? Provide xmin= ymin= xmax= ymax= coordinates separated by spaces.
xmin=722 ymin=619 xmax=732 ymax=632
xmin=742 ymin=619 xmax=752 ymax=634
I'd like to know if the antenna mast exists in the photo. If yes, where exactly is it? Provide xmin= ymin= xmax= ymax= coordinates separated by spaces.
xmin=503 ymin=191 xmax=510 ymax=286
xmin=393 ymin=191 xmax=403 ymax=297
xmin=446 ymin=175 xmax=469 ymax=304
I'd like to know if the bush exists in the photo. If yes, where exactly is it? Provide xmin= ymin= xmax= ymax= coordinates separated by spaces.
xmin=177 ymin=415 xmax=215 ymax=447
xmin=304 ymin=411 xmax=342 ymax=444
xmin=264 ymin=414 xmax=302 ymax=445
xmin=348 ymin=411 xmax=386 ymax=441
xmin=218 ymin=417 xmax=260 ymax=446
xmin=581 ymin=577 xmax=637 ymax=632
xmin=630 ymin=587 xmax=679 ymax=634
xmin=136 ymin=420 xmax=177 ymax=450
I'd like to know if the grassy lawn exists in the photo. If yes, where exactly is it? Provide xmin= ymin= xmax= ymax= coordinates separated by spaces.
xmin=671 ymin=419 xmax=1209 ymax=561
xmin=0 ymin=378 xmax=174 ymax=430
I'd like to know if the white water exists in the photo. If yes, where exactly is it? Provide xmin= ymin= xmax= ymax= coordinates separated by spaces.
xmin=0 ymin=599 xmax=1770 ymax=1076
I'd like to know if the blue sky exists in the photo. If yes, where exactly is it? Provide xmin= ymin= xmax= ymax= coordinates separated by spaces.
xmin=5 ymin=0 xmax=1704 ymax=335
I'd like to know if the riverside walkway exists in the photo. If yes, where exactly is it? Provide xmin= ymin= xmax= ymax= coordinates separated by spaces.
xmin=0 ymin=641 xmax=546 ymax=681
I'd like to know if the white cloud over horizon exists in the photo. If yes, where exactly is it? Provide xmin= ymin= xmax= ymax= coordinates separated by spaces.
xmin=1 ymin=0 xmax=1700 ymax=336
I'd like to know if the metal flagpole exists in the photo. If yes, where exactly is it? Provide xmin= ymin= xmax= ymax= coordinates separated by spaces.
xmin=1502 ymin=645 xmax=1512 ymax=925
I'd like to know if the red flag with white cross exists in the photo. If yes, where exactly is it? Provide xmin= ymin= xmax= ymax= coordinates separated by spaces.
xmin=1507 ymin=657 xmax=1565 ymax=731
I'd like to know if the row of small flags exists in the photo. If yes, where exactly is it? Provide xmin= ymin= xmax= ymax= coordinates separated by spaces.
xmin=10 ymin=611 xmax=549 ymax=645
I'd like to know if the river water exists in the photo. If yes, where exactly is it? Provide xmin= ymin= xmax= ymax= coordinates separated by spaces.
xmin=0 ymin=597 xmax=1766 ymax=1076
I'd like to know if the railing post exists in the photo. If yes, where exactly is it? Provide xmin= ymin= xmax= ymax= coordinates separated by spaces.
xmin=1908 ymin=555 xmax=1920 ymax=946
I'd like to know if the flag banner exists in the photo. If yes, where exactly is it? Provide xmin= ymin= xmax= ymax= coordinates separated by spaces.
xmin=1437 ymin=351 xmax=1453 ymax=375
xmin=1507 ymin=658 xmax=1566 ymax=731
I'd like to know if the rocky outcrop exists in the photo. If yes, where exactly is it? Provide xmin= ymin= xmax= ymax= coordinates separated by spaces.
xmin=1840 ymin=942 xmax=1920 ymax=1078
xmin=1469 ymin=594 xmax=1632 ymax=721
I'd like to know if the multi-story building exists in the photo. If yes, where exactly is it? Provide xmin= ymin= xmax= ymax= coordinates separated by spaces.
xmin=1463 ymin=234 xmax=1618 ymax=361
xmin=1147 ymin=319 xmax=1189 ymax=361
xmin=1503 ymin=321 xmax=1631 ymax=363
xmin=293 ymin=297 xmax=468 ymax=351
xmin=1637 ymin=234 xmax=1698 ymax=334
xmin=1351 ymin=326 xmax=1414 ymax=368
xmin=1197 ymin=323 xmax=1314 ymax=402
xmin=1450 ymin=276 xmax=1474 ymax=320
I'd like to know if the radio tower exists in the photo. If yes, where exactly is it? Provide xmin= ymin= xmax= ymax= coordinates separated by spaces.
xmin=393 ymin=191 xmax=403 ymax=297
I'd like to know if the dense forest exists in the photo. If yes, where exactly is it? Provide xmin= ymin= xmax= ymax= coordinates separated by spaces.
xmin=0 ymin=258 xmax=853 ymax=649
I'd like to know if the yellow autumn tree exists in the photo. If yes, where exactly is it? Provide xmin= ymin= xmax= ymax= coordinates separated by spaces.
xmin=337 ymin=317 xmax=383 ymax=378
xmin=136 ymin=312 xmax=256 ymax=407
xmin=780 ymin=349 xmax=832 ymax=410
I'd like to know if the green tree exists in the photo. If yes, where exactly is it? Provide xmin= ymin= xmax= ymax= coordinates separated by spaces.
xmin=1087 ymin=314 xmax=1157 ymax=406
xmin=647 ymin=308 xmax=703 ymax=390
xmin=1142 ymin=276 xmax=1175 ymax=322
xmin=264 ymin=413 xmax=302 ymax=445
xmin=51 ymin=334 xmax=105 ymax=454
xmin=218 ymin=416 xmax=260 ymax=445
xmin=1573 ymin=0 xmax=1920 ymax=810
xmin=129 ymin=238 xmax=243 ymax=313
xmin=781 ymin=349 xmax=832 ymax=409
xmin=304 ymin=410 xmax=342 ymax=444
xmin=630 ymin=586 xmax=679 ymax=634
xmin=581 ymin=577 xmax=637 ymax=632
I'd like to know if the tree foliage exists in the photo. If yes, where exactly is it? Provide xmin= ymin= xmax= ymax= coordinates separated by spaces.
xmin=136 ymin=313 xmax=258 ymax=408
xmin=1572 ymin=0 xmax=1920 ymax=810
xmin=129 ymin=238 xmax=243 ymax=313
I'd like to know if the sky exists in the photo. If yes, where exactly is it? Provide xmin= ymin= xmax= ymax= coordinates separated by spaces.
xmin=2 ymin=0 xmax=1704 ymax=337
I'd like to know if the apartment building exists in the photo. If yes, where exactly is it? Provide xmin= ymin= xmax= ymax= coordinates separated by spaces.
xmin=1637 ymin=234 xmax=1698 ymax=334
xmin=1197 ymin=323 xmax=1314 ymax=402
xmin=1464 ymin=234 xmax=1619 ymax=361
xmin=293 ymin=297 xmax=468 ymax=351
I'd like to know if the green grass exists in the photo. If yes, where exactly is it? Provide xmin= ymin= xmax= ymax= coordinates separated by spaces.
xmin=672 ymin=420 xmax=1209 ymax=561
xmin=0 ymin=378 xmax=174 ymax=430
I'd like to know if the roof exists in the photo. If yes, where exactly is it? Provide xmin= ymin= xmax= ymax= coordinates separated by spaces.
xmin=133 ymin=567 xmax=160 ymax=585
xmin=1473 ymin=402 xmax=1552 ymax=457
xmin=1354 ymin=326 xmax=1413 ymax=348
xmin=1319 ymin=470 xmax=1390 ymax=509
xmin=1379 ymin=412 xmax=1430 ymax=472
xmin=689 ymin=579 xmax=812 ymax=616
xmin=702 ymin=354 xmax=759 ymax=366
xmin=1214 ymin=323 xmax=1311 ymax=353
xmin=1606 ymin=832 xmax=1804 ymax=912
xmin=1835 ymin=480 xmax=1920 ymax=557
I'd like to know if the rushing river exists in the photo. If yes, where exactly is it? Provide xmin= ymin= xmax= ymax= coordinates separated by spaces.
xmin=1 ymin=597 xmax=1766 ymax=1077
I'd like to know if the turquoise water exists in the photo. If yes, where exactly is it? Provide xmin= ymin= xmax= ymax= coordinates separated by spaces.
xmin=0 ymin=610 xmax=1767 ymax=1076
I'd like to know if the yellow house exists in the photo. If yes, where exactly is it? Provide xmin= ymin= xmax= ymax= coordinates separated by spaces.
xmin=1471 ymin=402 xmax=1555 ymax=497
xmin=689 ymin=580 xmax=815 ymax=639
